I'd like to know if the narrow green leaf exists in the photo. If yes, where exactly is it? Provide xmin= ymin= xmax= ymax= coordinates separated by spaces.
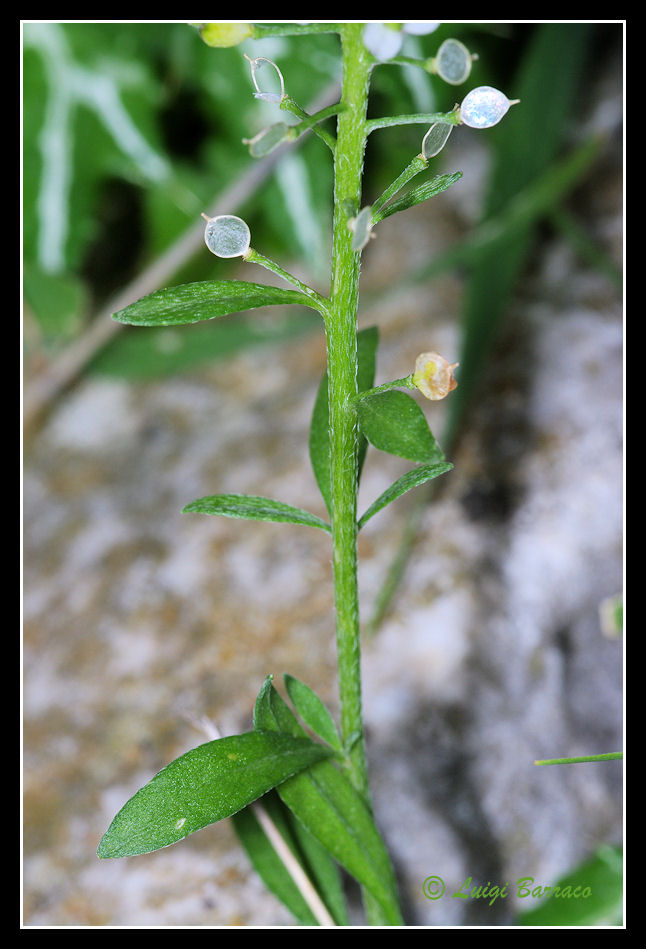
xmin=97 ymin=731 xmax=333 ymax=859
xmin=231 ymin=792 xmax=322 ymax=926
xmin=253 ymin=678 xmax=403 ymax=924
xmin=112 ymin=280 xmax=319 ymax=327
xmin=357 ymin=390 xmax=444 ymax=464
xmin=358 ymin=461 xmax=453 ymax=530
xmin=182 ymin=494 xmax=331 ymax=532
xmin=371 ymin=172 xmax=462 ymax=225
xmin=309 ymin=326 xmax=379 ymax=514
xmin=232 ymin=790 xmax=349 ymax=926
xmin=285 ymin=808 xmax=350 ymax=926
xmin=284 ymin=674 xmax=343 ymax=750
xmin=276 ymin=759 xmax=402 ymax=925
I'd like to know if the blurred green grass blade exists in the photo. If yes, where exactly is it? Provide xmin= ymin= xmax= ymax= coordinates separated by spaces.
xmin=97 ymin=731 xmax=332 ymax=858
xmin=369 ymin=136 xmax=604 ymax=304
xmin=515 ymin=845 xmax=623 ymax=926
xmin=182 ymin=494 xmax=331 ymax=533
xmin=23 ymin=262 xmax=88 ymax=340
xmin=368 ymin=24 xmax=598 ymax=634
xmin=91 ymin=309 xmax=319 ymax=379
xmin=446 ymin=22 xmax=595 ymax=441
xmin=549 ymin=205 xmax=622 ymax=290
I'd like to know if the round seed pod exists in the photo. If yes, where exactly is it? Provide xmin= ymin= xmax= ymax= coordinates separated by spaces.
xmin=459 ymin=86 xmax=519 ymax=129
xmin=203 ymin=215 xmax=251 ymax=258
xmin=435 ymin=38 xmax=472 ymax=85
xmin=413 ymin=352 xmax=459 ymax=400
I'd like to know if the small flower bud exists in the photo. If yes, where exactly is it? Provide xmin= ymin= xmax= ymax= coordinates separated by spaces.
xmin=459 ymin=86 xmax=520 ymax=129
xmin=413 ymin=352 xmax=459 ymax=400
xmin=196 ymin=23 xmax=253 ymax=48
xmin=202 ymin=214 xmax=251 ymax=258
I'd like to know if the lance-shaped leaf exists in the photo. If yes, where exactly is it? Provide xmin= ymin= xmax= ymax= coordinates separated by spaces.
xmin=357 ymin=390 xmax=444 ymax=464
xmin=309 ymin=326 xmax=379 ymax=515
xmin=182 ymin=494 xmax=331 ymax=532
xmin=284 ymin=674 xmax=343 ymax=750
xmin=358 ymin=461 xmax=454 ymax=530
xmin=232 ymin=791 xmax=349 ymax=926
xmin=112 ymin=280 xmax=321 ymax=327
xmin=253 ymin=677 xmax=402 ymax=924
xmin=97 ymin=731 xmax=333 ymax=859
xmin=371 ymin=171 xmax=462 ymax=225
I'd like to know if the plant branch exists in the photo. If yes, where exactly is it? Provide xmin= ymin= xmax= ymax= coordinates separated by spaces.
xmin=366 ymin=109 xmax=461 ymax=134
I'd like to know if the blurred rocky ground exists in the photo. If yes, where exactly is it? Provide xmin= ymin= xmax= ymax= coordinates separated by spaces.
xmin=23 ymin=50 xmax=622 ymax=927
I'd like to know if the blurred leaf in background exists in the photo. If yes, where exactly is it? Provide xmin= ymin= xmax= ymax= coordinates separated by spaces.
xmin=22 ymin=22 xmax=526 ymax=385
xmin=22 ymin=22 xmax=343 ymax=380
xmin=516 ymin=845 xmax=623 ymax=926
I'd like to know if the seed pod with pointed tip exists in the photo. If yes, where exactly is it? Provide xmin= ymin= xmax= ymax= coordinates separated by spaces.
xmin=202 ymin=214 xmax=251 ymax=258
xmin=459 ymin=86 xmax=519 ymax=129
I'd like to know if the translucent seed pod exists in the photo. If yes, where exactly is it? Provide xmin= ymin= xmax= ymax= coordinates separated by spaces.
xmin=202 ymin=214 xmax=251 ymax=258
xmin=434 ymin=38 xmax=473 ymax=85
xmin=459 ymin=86 xmax=520 ymax=129
xmin=348 ymin=206 xmax=373 ymax=252
xmin=413 ymin=352 xmax=459 ymax=400
xmin=243 ymin=122 xmax=292 ymax=158
xmin=245 ymin=55 xmax=285 ymax=103
xmin=422 ymin=122 xmax=453 ymax=160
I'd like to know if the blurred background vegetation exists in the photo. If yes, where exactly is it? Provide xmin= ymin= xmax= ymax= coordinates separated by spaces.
xmin=23 ymin=22 xmax=619 ymax=403
xmin=22 ymin=21 xmax=623 ymax=925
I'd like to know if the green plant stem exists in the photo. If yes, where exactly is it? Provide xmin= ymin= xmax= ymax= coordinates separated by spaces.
xmin=329 ymin=27 xmax=404 ymax=926
xmin=244 ymin=248 xmax=331 ymax=318
xmin=327 ymin=23 xmax=372 ymax=803
xmin=281 ymin=97 xmax=343 ymax=153
xmin=388 ymin=55 xmax=434 ymax=71
xmin=534 ymin=753 xmax=623 ymax=766
xmin=349 ymin=375 xmax=415 ymax=404
xmin=366 ymin=109 xmax=461 ymax=135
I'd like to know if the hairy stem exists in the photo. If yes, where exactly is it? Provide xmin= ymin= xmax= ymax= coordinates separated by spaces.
xmin=327 ymin=23 xmax=372 ymax=802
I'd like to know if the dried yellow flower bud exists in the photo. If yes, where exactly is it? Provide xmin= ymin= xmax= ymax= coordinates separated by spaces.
xmin=197 ymin=23 xmax=253 ymax=47
xmin=413 ymin=352 xmax=459 ymax=400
